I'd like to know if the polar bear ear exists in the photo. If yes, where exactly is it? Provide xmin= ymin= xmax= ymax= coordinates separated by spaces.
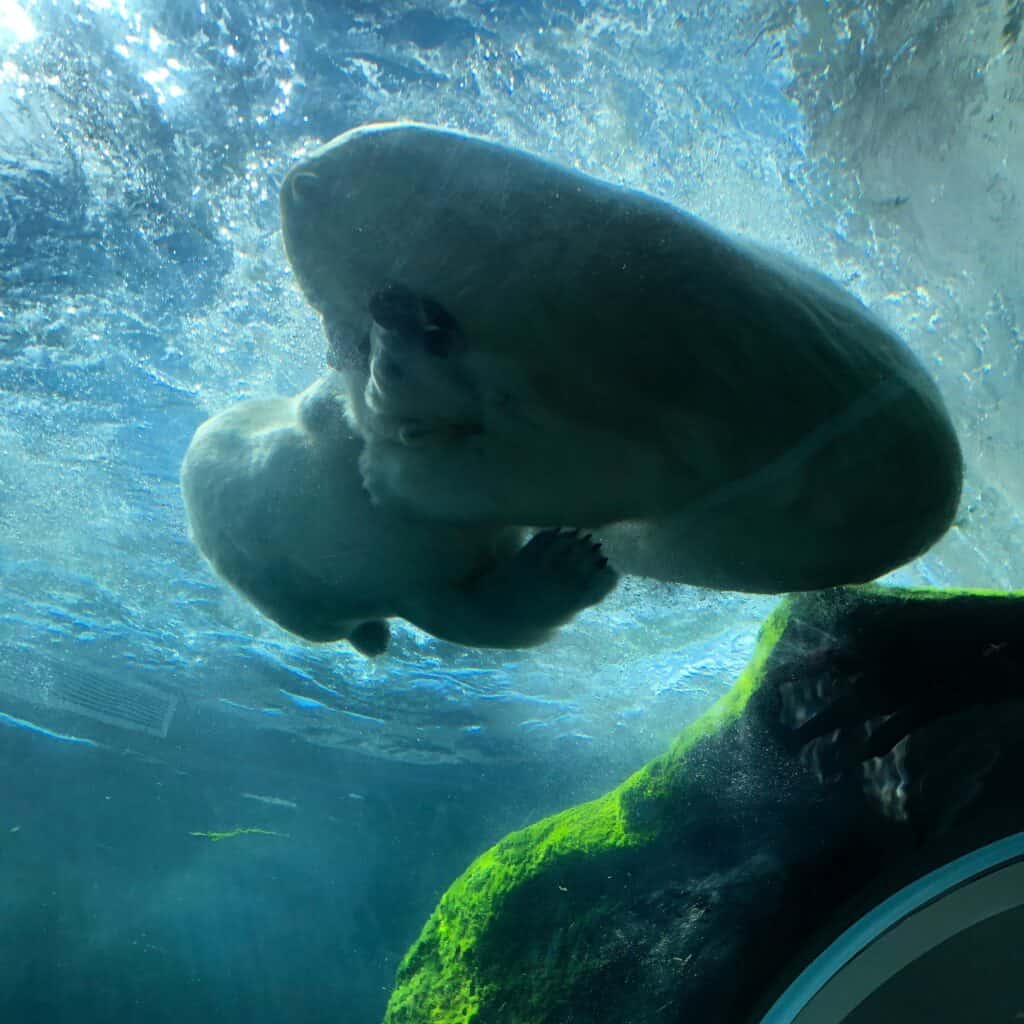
xmin=348 ymin=619 xmax=391 ymax=656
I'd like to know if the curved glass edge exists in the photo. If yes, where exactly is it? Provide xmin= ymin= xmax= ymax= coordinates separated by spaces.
xmin=759 ymin=830 xmax=1024 ymax=1024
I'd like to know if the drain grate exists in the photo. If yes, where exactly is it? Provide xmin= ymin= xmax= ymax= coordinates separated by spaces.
xmin=50 ymin=670 xmax=178 ymax=738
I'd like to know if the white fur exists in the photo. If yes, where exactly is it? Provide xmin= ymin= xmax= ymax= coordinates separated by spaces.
xmin=180 ymin=373 xmax=617 ymax=654
xmin=279 ymin=124 xmax=962 ymax=592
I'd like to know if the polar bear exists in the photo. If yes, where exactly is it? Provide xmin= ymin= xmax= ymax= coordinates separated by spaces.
xmin=180 ymin=373 xmax=617 ymax=655
xmin=280 ymin=122 xmax=963 ymax=593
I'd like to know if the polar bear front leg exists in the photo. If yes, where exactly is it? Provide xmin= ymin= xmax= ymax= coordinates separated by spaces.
xmin=403 ymin=529 xmax=619 ymax=649
xmin=363 ymin=283 xmax=482 ymax=430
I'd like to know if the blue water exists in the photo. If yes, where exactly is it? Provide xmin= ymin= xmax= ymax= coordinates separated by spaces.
xmin=1 ymin=1 xmax=1022 ymax=1021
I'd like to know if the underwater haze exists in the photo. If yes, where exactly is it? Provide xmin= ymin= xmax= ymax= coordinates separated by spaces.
xmin=1 ymin=1 xmax=1022 ymax=1022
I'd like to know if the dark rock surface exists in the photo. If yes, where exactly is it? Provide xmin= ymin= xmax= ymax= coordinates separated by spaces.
xmin=384 ymin=585 xmax=1024 ymax=1024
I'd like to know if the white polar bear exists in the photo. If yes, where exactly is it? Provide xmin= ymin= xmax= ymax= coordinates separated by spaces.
xmin=180 ymin=373 xmax=617 ymax=656
xmin=280 ymin=122 xmax=963 ymax=593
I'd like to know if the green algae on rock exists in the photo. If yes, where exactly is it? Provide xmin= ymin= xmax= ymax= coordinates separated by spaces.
xmin=384 ymin=585 xmax=1024 ymax=1024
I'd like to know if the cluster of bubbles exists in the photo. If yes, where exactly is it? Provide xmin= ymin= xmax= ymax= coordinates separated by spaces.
xmin=0 ymin=0 xmax=1020 ymax=769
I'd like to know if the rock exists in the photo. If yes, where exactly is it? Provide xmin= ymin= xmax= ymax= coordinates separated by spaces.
xmin=383 ymin=585 xmax=1024 ymax=1023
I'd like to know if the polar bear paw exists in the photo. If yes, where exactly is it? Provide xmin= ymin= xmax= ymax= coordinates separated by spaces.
xmin=506 ymin=528 xmax=618 ymax=620
xmin=401 ymin=527 xmax=618 ymax=651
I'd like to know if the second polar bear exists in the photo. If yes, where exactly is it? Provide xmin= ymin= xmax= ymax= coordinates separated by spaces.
xmin=180 ymin=373 xmax=616 ymax=655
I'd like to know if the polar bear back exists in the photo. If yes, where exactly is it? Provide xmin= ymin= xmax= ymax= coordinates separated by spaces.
xmin=280 ymin=124 xmax=951 ymax=462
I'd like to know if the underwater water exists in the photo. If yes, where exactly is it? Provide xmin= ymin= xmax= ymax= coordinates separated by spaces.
xmin=1 ymin=1 xmax=1022 ymax=1021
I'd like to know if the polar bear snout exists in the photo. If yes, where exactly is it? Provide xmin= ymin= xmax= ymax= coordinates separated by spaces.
xmin=368 ymin=282 xmax=462 ymax=359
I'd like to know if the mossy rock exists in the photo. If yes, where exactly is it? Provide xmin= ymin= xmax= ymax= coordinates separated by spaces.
xmin=384 ymin=585 xmax=1024 ymax=1024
